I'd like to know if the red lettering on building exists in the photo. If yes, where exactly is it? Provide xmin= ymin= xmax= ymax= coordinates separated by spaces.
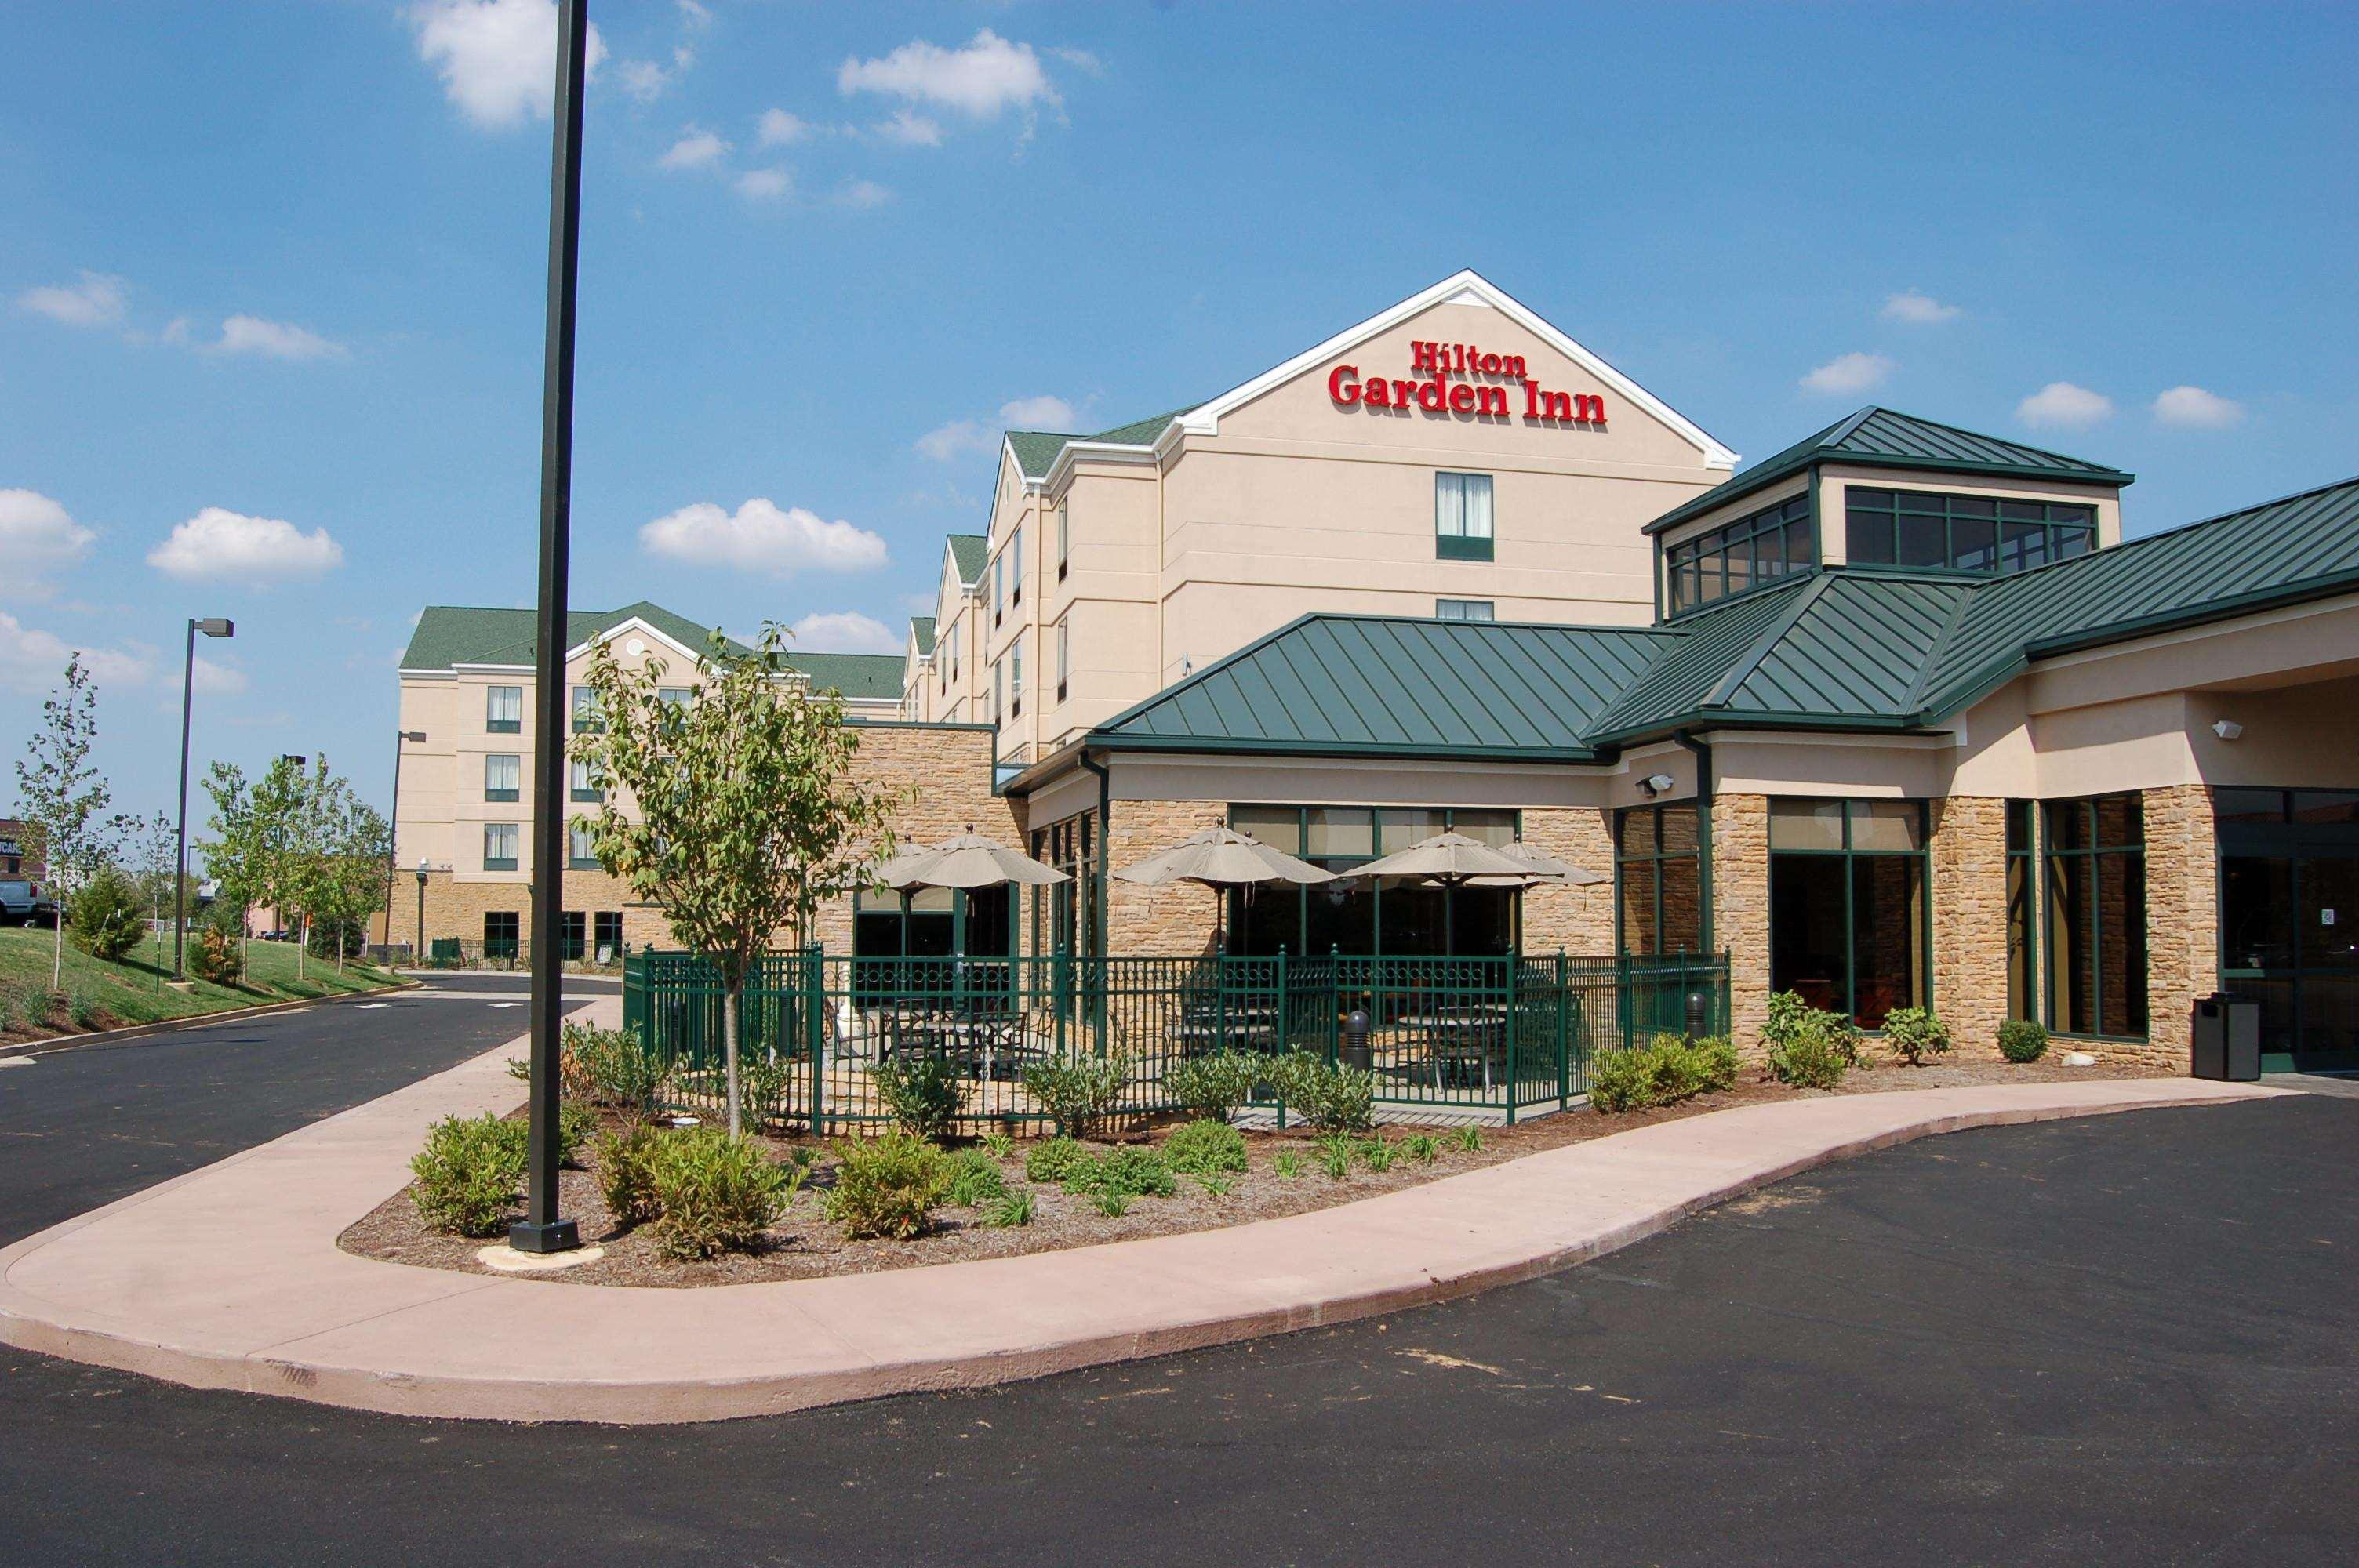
xmin=1324 ymin=340 xmax=1603 ymax=427
xmin=1328 ymin=364 xmax=1361 ymax=405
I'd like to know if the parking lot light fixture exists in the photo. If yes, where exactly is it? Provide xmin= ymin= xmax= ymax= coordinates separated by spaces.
xmin=174 ymin=616 xmax=235 ymax=979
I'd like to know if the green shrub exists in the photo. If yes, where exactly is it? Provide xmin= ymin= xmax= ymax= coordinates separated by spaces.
xmin=1064 ymin=1145 xmax=1176 ymax=1202
xmin=944 ymin=1148 xmax=1007 ymax=1207
xmin=981 ymin=1129 xmax=1015 ymax=1160
xmin=1762 ymin=993 xmax=1856 ymax=1090
xmin=1589 ymin=1033 xmax=1740 ymax=1113
xmin=559 ymin=1022 xmax=665 ymax=1113
xmin=1401 ymin=1133 xmax=1441 ymax=1165
xmin=1025 ymin=1136 xmax=1089 ymax=1185
xmin=594 ymin=1123 xmax=664 ymax=1226
xmin=507 ymin=1056 xmax=531 ymax=1082
xmin=410 ymin=1114 xmax=527 ymax=1236
xmin=1881 ymin=1007 xmax=1950 ymax=1066
xmin=1317 ymin=1138 xmax=1354 ymax=1181
xmin=64 ymin=985 xmax=101 ymax=1029
xmin=1020 ymin=1053 xmax=1129 ymax=1138
xmin=648 ymin=1130 xmax=794 ymax=1260
xmin=1162 ymin=1051 xmax=1261 ymax=1121
xmin=874 ymin=1051 xmax=965 ymax=1141
xmin=1273 ymin=1152 xmax=1303 ymax=1180
xmin=67 ymin=869 xmax=147 ymax=963
xmin=983 ymin=1189 xmax=1034 ymax=1228
xmin=1360 ymin=1136 xmax=1397 ymax=1174
xmin=558 ymin=1102 xmax=598 ymax=1167
xmin=1194 ymin=1171 xmax=1237 ymax=1198
xmin=1092 ymin=1189 xmax=1130 ymax=1218
xmin=1164 ymin=1118 xmax=1247 ymax=1175
xmin=189 ymin=924 xmax=243 ymax=985
xmin=1263 ymin=1051 xmax=1376 ymax=1134
xmin=1997 ymin=1017 xmax=2049 ymax=1063
xmin=737 ymin=1052 xmax=791 ymax=1133
xmin=824 ymin=1133 xmax=948 ymax=1240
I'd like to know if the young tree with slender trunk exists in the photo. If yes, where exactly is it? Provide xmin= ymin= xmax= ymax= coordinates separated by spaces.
xmin=198 ymin=762 xmax=263 ymax=978
xmin=572 ymin=624 xmax=908 ymax=1136
xmin=13 ymin=656 xmax=114 ymax=991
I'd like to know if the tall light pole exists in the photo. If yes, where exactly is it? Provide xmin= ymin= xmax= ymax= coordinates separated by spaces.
xmin=416 ymin=857 xmax=429 ymax=964
xmin=386 ymin=731 xmax=425 ymax=960
xmin=513 ymin=0 xmax=589 ymax=1256
xmin=173 ymin=616 xmax=234 ymax=978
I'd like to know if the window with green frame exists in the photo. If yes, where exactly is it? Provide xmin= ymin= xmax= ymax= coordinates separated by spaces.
xmin=1615 ymin=804 xmax=1703 ymax=955
xmin=2042 ymin=793 xmax=2146 ymax=1038
xmin=1768 ymin=798 xmax=1928 ymax=1029
xmin=1029 ymin=812 xmax=1099 ymax=961
xmin=1845 ymin=487 xmax=2096 ymax=574
xmin=1226 ymin=804 xmax=1518 ymax=956
xmin=1434 ymin=472 xmax=1495 ymax=561
xmin=2006 ymin=800 xmax=2037 ymax=1022
xmin=1665 ymin=492 xmax=1813 ymax=615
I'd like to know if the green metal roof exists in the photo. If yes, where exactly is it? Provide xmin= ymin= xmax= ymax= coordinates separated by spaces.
xmin=1643 ymin=405 xmax=2134 ymax=536
xmin=401 ymin=601 xmax=745 ymax=672
xmin=946 ymin=533 xmax=987 ymax=585
xmin=781 ymin=652 xmax=904 ymax=701
xmin=910 ymin=616 xmax=936 ymax=656
xmin=1082 ymin=473 xmax=2359 ymax=764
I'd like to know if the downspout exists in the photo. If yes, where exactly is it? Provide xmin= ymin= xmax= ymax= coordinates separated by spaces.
xmin=1079 ymin=749 xmax=1113 ymax=1049
xmin=1670 ymin=729 xmax=1714 ymax=952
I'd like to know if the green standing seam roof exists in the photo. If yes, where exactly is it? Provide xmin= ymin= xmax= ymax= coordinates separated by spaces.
xmin=946 ymin=533 xmax=988 ymax=586
xmin=910 ymin=617 xmax=936 ymax=656
xmin=1642 ymin=405 xmax=2134 ymax=537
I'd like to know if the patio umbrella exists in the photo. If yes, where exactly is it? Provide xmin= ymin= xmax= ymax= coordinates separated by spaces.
xmin=869 ymin=829 xmax=1069 ymax=891
xmin=1351 ymin=830 xmax=1537 ymax=886
xmin=1458 ymin=840 xmax=1610 ymax=889
xmin=1112 ymin=826 xmax=1334 ymax=953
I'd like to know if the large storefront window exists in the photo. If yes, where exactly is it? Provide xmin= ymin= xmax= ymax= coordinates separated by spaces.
xmin=2042 ymin=794 xmax=2146 ymax=1038
xmin=1845 ymin=488 xmax=2095 ymax=574
xmin=1030 ymin=814 xmax=1100 ymax=960
xmin=1768 ymin=799 xmax=1927 ymax=1029
xmin=1666 ymin=493 xmax=1814 ymax=614
xmin=1615 ymin=804 xmax=1703 ymax=955
xmin=2216 ymin=788 xmax=2359 ymax=1068
xmin=2006 ymin=800 xmax=2037 ymax=1022
xmin=852 ymin=885 xmax=1010 ymax=960
xmin=1227 ymin=805 xmax=1517 ymax=956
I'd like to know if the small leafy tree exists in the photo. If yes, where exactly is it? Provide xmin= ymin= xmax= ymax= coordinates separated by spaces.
xmin=572 ymin=624 xmax=908 ymax=1135
xmin=198 ymin=762 xmax=263 ymax=975
xmin=13 ymin=655 xmax=115 ymax=989
xmin=69 ymin=867 xmax=147 ymax=962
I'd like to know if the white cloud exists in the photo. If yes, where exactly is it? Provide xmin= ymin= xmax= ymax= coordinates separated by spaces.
xmin=2152 ymin=384 xmax=2245 ymax=429
xmin=639 ymin=499 xmax=888 ymax=576
xmin=676 ymin=0 xmax=711 ymax=27
xmin=0 ymin=611 xmax=150 ymax=696
xmin=617 ymin=58 xmax=670 ymax=101
xmin=146 ymin=506 xmax=345 ymax=583
xmin=191 ymin=655 xmax=248 ymax=696
xmin=735 ymin=167 xmax=791 ymax=200
xmin=209 ymin=314 xmax=348 ymax=361
xmin=838 ymin=30 xmax=1056 ymax=118
xmin=2017 ymin=381 xmax=2114 ymax=428
xmin=1052 ymin=47 xmax=1104 ymax=75
xmin=998 ymin=394 xmax=1078 ymax=429
xmin=16 ymin=271 xmax=128 ymax=328
xmin=788 ymin=611 xmax=900 ymax=655
xmin=411 ymin=0 xmax=606 ymax=131
xmin=836 ymin=179 xmax=892 ymax=209
xmin=874 ymin=109 xmax=943 ymax=147
xmin=916 ymin=419 xmax=992 ymax=461
xmin=1882 ymin=290 xmax=1962 ymax=325
xmin=757 ymin=107 xmax=813 ymax=146
xmin=1799 ymin=351 xmax=1894 ymax=395
xmin=0 ymin=490 xmax=96 ymax=580
xmin=659 ymin=126 xmax=729 ymax=169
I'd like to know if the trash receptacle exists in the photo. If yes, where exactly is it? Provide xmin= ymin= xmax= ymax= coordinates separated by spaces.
xmin=2191 ymin=993 xmax=2261 ymax=1081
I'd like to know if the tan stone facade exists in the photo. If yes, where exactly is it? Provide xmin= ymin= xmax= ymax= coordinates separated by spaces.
xmin=1103 ymin=798 xmax=1229 ymax=953
xmin=1711 ymin=793 xmax=1771 ymax=1050
xmin=2139 ymin=783 xmax=2220 ymax=1072
xmin=1928 ymin=796 xmax=2012 ymax=1061
xmin=1518 ymin=805 xmax=1616 ymax=954
xmin=806 ymin=724 xmax=1023 ymax=956
xmin=413 ymin=865 xmax=673 ymax=958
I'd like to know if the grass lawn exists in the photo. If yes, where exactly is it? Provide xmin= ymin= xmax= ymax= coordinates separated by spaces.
xmin=0 ymin=927 xmax=404 ymax=1040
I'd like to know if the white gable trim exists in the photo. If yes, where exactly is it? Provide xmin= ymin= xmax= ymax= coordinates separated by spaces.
xmin=565 ymin=615 xmax=707 ymax=666
xmin=1172 ymin=268 xmax=1739 ymax=469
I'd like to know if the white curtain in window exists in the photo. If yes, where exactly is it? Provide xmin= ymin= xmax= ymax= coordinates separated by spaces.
xmin=1435 ymin=472 xmax=1495 ymax=539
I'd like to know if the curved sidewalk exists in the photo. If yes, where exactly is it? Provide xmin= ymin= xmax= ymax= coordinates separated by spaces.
xmin=0 ymin=1007 xmax=2289 ymax=1425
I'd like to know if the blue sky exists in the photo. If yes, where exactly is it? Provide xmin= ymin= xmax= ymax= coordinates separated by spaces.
xmin=3 ymin=1 xmax=2355 ymax=826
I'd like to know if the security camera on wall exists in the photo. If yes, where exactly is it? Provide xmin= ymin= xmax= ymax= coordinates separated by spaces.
xmin=2211 ymin=719 xmax=2244 ymax=741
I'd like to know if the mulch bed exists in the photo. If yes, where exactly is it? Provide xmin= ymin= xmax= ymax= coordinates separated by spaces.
xmin=337 ymin=1053 xmax=2151 ymax=1289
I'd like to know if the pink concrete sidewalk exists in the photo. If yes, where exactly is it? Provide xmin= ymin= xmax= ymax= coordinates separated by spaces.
xmin=0 ymin=1005 xmax=2290 ymax=1425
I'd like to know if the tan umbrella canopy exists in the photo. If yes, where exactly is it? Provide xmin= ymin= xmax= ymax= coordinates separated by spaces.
xmin=870 ymin=829 xmax=1069 ymax=891
xmin=1352 ymin=830 xmax=1539 ymax=886
xmin=1111 ymin=826 xmax=1337 ymax=890
xmin=1459 ymin=840 xmax=1609 ymax=889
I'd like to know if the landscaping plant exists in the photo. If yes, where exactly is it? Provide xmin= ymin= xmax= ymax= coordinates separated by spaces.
xmin=1452 ymin=1125 xmax=1483 ymax=1153
xmin=1092 ymin=1189 xmax=1130 ymax=1218
xmin=1163 ymin=1117 xmax=1247 ymax=1176
xmin=1997 ymin=1018 xmax=2049 ymax=1064
xmin=1063 ymin=1145 xmax=1176 ymax=1203
xmin=981 ymin=1129 xmax=1015 ymax=1160
xmin=1273 ymin=1152 xmax=1303 ymax=1180
xmin=1880 ymin=1007 xmax=1950 ymax=1066
xmin=1589 ymin=1033 xmax=1739 ymax=1113
xmin=558 ymin=1103 xmax=598 ymax=1168
xmin=560 ymin=1022 xmax=666 ymax=1114
xmin=1316 ymin=1138 xmax=1354 ymax=1181
xmin=648 ymin=1129 xmax=795 ymax=1261
xmin=1162 ymin=1050 xmax=1261 ymax=1122
xmin=64 ymin=985 xmax=101 ymax=1029
xmin=1264 ymin=1051 xmax=1376 ymax=1134
xmin=67 ymin=868 xmax=147 ymax=964
xmin=409 ymin=1114 xmax=527 ymax=1236
xmin=1401 ymin=1133 xmax=1441 ymax=1165
xmin=874 ymin=1051 xmax=965 ymax=1141
xmin=1025 ymin=1136 xmax=1089 ymax=1185
xmin=1194 ymin=1171 xmax=1237 ymax=1198
xmin=983 ymin=1189 xmax=1034 ymax=1229
xmin=189 ymin=917 xmax=244 ymax=985
xmin=824 ymin=1132 xmax=950 ymax=1240
xmin=594 ymin=1124 xmax=665 ymax=1226
xmin=736 ymin=1051 xmax=792 ymax=1134
xmin=1359 ymin=1136 xmax=1396 ymax=1173
xmin=944 ymin=1148 xmax=1007 ymax=1207
xmin=14 ymin=655 xmax=114 ymax=992
xmin=1020 ymin=1052 xmax=1129 ymax=1138
xmin=1761 ymin=992 xmax=1856 ymax=1090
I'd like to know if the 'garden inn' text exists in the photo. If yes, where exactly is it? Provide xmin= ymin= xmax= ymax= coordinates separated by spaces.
xmin=392 ymin=270 xmax=2359 ymax=1080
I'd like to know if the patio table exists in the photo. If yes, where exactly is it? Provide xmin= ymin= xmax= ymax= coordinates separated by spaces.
xmin=1398 ymin=1006 xmax=1511 ymax=1093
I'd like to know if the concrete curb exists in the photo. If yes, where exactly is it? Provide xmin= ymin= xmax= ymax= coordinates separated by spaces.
xmin=0 ymin=1025 xmax=2292 ymax=1426
xmin=0 ymin=975 xmax=421 ymax=1060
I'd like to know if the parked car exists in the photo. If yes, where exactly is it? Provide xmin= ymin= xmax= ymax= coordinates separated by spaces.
xmin=0 ymin=880 xmax=60 ymax=927
xmin=256 ymin=929 xmax=293 ymax=942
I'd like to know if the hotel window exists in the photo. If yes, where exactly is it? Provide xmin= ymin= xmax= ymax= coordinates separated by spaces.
xmin=1056 ymin=618 xmax=1070 ymax=703
xmin=1616 ymin=804 xmax=1704 ymax=956
xmin=482 ymin=822 xmax=520 ymax=873
xmin=1666 ymin=493 xmax=1814 ymax=615
xmin=1056 ymin=500 xmax=1070 ymax=580
xmin=594 ymin=911 xmax=623 ymax=963
xmin=992 ymin=659 xmax=1003 ymax=725
xmin=2007 ymin=801 xmax=2037 ymax=1022
xmin=1436 ymin=599 xmax=1496 ymax=622
xmin=571 ymin=757 xmax=602 ymax=802
xmin=485 ymin=684 xmax=522 ymax=734
xmin=483 ymin=910 xmax=520 ymax=960
xmin=1845 ymin=488 xmax=2096 ymax=574
xmin=1225 ymin=806 xmax=1518 ymax=957
xmin=571 ymin=684 xmax=602 ymax=733
xmin=484 ymin=753 xmax=521 ymax=803
xmin=992 ymin=552 xmax=1005 ymax=626
xmin=1009 ymin=633 xmax=1024 ymax=717
xmin=1769 ymin=799 xmax=1927 ymax=1030
xmin=560 ymin=910 xmax=586 ymax=963
xmin=2043 ymin=794 xmax=2146 ymax=1038
xmin=657 ymin=686 xmax=689 ymax=709
xmin=1009 ymin=523 xmax=1023 ymax=606
xmin=569 ymin=826 xmax=599 ymax=870
xmin=1434 ymin=472 xmax=1495 ymax=561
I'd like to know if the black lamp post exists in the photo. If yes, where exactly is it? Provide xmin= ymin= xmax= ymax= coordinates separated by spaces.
xmin=173 ymin=616 xmax=234 ymax=978
xmin=416 ymin=857 xmax=429 ymax=964
xmin=511 ymin=0 xmax=589 ymax=1256
xmin=386 ymin=731 xmax=425 ymax=961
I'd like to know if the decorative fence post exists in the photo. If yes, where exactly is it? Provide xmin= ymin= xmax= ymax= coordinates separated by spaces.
xmin=1328 ymin=945 xmax=1343 ymax=1066
xmin=1555 ymin=947 xmax=1570 ymax=1108
xmin=805 ymin=945 xmax=827 ymax=1137
xmin=1503 ymin=951 xmax=1519 ymax=1126
xmin=1053 ymin=945 xmax=1070 ymax=1059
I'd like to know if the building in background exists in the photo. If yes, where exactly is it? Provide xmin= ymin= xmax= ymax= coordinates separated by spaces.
xmin=0 ymin=820 xmax=40 ymax=879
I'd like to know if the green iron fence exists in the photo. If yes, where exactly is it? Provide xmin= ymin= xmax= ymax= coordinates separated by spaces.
xmin=621 ymin=947 xmax=1731 ymax=1135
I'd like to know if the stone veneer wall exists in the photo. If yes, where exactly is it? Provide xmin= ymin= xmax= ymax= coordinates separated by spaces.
xmin=809 ymin=725 xmax=1023 ymax=955
xmin=416 ymin=866 xmax=674 ymax=954
xmin=2138 ymin=782 xmax=2219 ymax=1073
xmin=1928 ymin=796 xmax=2011 ymax=1061
xmin=1103 ymin=798 xmax=1230 ymax=953
xmin=1518 ymin=805 xmax=1617 ymax=954
xmin=1712 ymin=793 xmax=1771 ymax=1051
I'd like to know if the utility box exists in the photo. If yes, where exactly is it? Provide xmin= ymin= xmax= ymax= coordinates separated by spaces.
xmin=2190 ymin=993 xmax=2261 ymax=1081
